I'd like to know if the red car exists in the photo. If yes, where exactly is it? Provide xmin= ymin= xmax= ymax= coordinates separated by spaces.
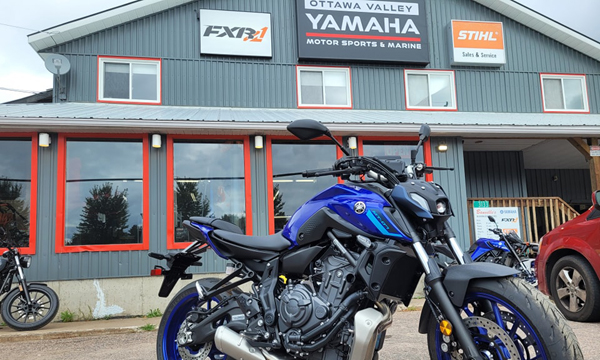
xmin=536 ymin=191 xmax=600 ymax=322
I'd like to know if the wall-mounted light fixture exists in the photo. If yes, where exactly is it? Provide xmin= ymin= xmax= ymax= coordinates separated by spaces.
xmin=39 ymin=133 xmax=51 ymax=147
xmin=255 ymin=135 xmax=264 ymax=149
xmin=437 ymin=141 xmax=448 ymax=152
xmin=348 ymin=136 xmax=357 ymax=150
xmin=152 ymin=134 xmax=162 ymax=149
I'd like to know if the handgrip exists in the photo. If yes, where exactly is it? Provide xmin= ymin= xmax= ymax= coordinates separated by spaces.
xmin=148 ymin=252 xmax=167 ymax=260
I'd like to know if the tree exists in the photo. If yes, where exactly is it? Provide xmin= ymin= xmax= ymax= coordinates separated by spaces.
xmin=71 ymin=183 xmax=130 ymax=245
xmin=0 ymin=178 xmax=30 ymax=247
xmin=175 ymin=181 xmax=211 ymax=242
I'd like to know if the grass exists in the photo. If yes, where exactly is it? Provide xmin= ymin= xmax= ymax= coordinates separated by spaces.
xmin=60 ymin=309 xmax=75 ymax=322
xmin=146 ymin=308 xmax=162 ymax=318
xmin=139 ymin=323 xmax=157 ymax=331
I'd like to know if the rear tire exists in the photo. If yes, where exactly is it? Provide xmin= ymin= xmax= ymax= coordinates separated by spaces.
xmin=550 ymin=255 xmax=600 ymax=322
xmin=1 ymin=284 xmax=59 ymax=331
xmin=427 ymin=277 xmax=582 ymax=359
xmin=156 ymin=277 xmax=243 ymax=360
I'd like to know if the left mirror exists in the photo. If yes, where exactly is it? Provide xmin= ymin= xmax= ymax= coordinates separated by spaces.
xmin=287 ymin=119 xmax=330 ymax=140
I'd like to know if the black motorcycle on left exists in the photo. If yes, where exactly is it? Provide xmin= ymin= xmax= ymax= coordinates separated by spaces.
xmin=0 ymin=203 xmax=59 ymax=331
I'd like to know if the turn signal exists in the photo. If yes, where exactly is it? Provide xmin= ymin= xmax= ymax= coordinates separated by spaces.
xmin=440 ymin=320 xmax=453 ymax=336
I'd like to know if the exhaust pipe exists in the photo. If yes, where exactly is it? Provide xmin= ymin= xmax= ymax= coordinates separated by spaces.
xmin=214 ymin=326 xmax=266 ymax=360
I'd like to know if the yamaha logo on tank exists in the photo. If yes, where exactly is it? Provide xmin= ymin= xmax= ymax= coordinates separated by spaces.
xmin=354 ymin=201 xmax=366 ymax=214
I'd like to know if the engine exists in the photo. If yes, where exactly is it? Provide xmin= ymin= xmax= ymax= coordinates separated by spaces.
xmin=278 ymin=255 xmax=356 ymax=352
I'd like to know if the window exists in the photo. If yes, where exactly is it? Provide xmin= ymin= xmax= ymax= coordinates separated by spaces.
xmin=360 ymin=137 xmax=432 ymax=181
xmin=405 ymin=70 xmax=457 ymax=111
xmin=98 ymin=56 xmax=161 ymax=104
xmin=56 ymin=135 xmax=149 ymax=252
xmin=0 ymin=136 xmax=37 ymax=255
xmin=297 ymin=66 xmax=352 ymax=108
xmin=167 ymin=136 xmax=252 ymax=249
xmin=269 ymin=139 xmax=340 ymax=233
xmin=540 ymin=74 xmax=589 ymax=113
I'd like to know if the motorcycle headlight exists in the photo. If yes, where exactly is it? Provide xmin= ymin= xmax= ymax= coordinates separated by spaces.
xmin=19 ymin=255 xmax=31 ymax=268
xmin=436 ymin=201 xmax=447 ymax=214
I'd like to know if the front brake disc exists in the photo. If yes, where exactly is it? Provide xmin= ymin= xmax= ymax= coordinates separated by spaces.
xmin=459 ymin=316 xmax=521 ymax=360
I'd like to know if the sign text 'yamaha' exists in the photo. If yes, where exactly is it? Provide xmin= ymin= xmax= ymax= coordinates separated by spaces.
xmin=296 ymin=0 xmax=429 ymax=63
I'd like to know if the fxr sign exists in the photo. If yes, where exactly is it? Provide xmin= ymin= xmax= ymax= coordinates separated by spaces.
xmin=449 ymin=20 xmax=505 ymax=66
xmin=200 ymin=9 xmax=272 ymax=57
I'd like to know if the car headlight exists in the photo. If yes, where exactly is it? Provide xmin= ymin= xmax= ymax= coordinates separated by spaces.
xmin=19 ymin=255 xmax=31 ymax=268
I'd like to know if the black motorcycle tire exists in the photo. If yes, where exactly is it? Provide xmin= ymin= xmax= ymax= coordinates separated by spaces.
xmin=156 ymin=277 xmax=243 ymax=360
xmin=1 ymin=284 xmax=59 ymax=331
xmin=426 ymin=277 xmax=582 ymax=359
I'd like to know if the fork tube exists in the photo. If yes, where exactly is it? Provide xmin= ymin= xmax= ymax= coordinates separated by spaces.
xmin=14 ymin=255 xmax=32 ymax=304
xmin=444 ymin=223 xmax=469 ymax=264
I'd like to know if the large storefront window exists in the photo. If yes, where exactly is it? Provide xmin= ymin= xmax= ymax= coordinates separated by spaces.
xmin=168 ymin=137 xmax=251 ymax=248
xmin=57 ymin=135 xmax=149 ymax=252
xmin=0 ymin=137 xmax=36 ymax=253
xmin=362 ymin=140 xmax=423 ymax=162
xmin=270 ymin=140 xmax=338 ymax=233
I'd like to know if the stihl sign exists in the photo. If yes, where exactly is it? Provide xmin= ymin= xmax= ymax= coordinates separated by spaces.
xmin=296 ymin=0 xmax=430 ymax=64
xmin=449 ymin=20 xmax=505 ymax=66
xmin=200 ymin=10 xmax=272 ymax=57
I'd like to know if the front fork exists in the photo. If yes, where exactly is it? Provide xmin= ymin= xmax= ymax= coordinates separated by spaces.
xmin=413 ymin=232 xmax=483 ymax=360
xmin=14 ymin=255 xmax=32 ymax=304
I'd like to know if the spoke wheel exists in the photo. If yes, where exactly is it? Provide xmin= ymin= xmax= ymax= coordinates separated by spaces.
xmin=1 ymin=284 xmax=59 ymax=331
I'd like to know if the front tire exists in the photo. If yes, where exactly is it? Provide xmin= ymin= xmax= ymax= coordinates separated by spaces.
xmin=427 ymin=277 xmax=582 ymax=359
xmin=1 ymin=284 xmax=59 ymax=331
xmin=157 ymin=277 xmax=242 ymax=360
xmin=550 ymin=255 xmax=600 ymax=322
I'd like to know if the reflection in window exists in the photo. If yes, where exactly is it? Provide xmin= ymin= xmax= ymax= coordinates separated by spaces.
xmin=363 ymin=141 xmax=422 ymax=162
xmin=0 ymin=139 xmax=31 ymax=248
xmin=405 ymin=70 xmax=456 ymax=110
xmin=541 ymin=74 xmax=588 ymax=112
xmin=65 ymin=140 xmax=144 ymax=246
xmin=272 ymin=141 xmax=338 ymax=232
xmin=173 ymin=141 xmax=246 ymax=242
xmin=98 ymin=57 xmax=161 ymax=104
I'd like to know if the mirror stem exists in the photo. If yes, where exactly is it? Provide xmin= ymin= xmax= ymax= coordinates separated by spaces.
xmin=328 ymin=132 xmax=351 ymax=156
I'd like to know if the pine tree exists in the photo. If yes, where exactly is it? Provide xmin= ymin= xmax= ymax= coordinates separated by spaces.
xmin=71 ymin=183 xmax=130 ymax=245
xmin=0 ymin=178 xmax=30 ymax=247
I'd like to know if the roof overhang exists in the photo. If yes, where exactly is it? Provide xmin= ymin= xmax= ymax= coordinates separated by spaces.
xmin=2 ymin=103 xmax=600 ymax=138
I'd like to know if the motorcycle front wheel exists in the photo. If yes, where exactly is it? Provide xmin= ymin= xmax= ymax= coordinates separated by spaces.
xmin=427 ymin=277 xmax=582 ymax=360
xmin=1 ymin=284 xmax=59 ymax=331
xmin=156 ymin=277 xmax=242 ymax=360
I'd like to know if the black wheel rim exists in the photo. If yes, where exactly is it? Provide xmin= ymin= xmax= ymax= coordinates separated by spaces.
xmin=8 ymin=290 xmax=53 ymax=325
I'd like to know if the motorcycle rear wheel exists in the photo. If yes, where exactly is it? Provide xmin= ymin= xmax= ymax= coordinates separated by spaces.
xmin=156 ymin=277 xmax=242 ymax=360
xmin=1 ymin=284 xmax=59 ymax=331
xmin=427 ymin=277 xmax=582 ymax=359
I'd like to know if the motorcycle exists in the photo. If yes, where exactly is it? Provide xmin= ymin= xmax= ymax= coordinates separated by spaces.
xmin=467 ymin=216 xmax=538 ymax=284
xmin=149 ymin=119 xmax=581 ymax=360
xmin=0 ymin=203 xmax=60 ymax=331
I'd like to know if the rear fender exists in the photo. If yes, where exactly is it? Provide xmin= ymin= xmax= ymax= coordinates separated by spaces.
xmin=418 ymin=262 xmax=518 ymax=334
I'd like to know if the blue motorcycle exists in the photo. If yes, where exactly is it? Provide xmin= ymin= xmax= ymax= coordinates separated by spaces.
xmin=468 ymin=216 xmax=538 ymax=285
xmin=149 ymin=119 xmax=580 ymax=360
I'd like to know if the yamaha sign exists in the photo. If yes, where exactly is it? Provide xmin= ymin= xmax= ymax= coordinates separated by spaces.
xmin=296 ymin=0 xmax=429 ymax=63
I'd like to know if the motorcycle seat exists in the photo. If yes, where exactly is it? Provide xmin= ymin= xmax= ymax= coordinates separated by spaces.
xmin=189 ymin=216 xmax=243 ymax=234
xmin=212 ymin=230 xmax=291 ymax=252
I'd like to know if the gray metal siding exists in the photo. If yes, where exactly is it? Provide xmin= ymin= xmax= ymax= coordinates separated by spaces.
xmin=464 ymin=152 xmax=528 ymax=198
xmin=525 ymin=169 xmax=592 ymax=208
xmin=431 ymin=137 xmax=470 ymax=249
xmin=45 ymin=0 xmax=600 ymax=112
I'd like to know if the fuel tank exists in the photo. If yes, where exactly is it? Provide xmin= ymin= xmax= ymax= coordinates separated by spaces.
xmin=282 ymin=184 xmax=411 ymax=247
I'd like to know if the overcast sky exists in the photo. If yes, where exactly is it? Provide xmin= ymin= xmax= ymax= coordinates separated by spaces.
xmin=1 ymin=0 xmax=599 ymax=104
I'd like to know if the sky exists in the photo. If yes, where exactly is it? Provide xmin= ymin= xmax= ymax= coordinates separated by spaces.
xmin=1 ymin=0 xmax=599 ymax=104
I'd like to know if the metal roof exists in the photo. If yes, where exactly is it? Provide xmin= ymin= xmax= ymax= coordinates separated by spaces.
xmin=28 ymin=0 xmax=600 ymax=62
xmin=1 ymin=102 xmax=600 ymax=137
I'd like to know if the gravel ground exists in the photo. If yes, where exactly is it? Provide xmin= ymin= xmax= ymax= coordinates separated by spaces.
xmin=5 ymin=311 xmax=598 ymax=359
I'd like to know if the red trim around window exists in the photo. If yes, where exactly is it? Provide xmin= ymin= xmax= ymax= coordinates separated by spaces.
xmin=0 ymin=134 xmax=37 ymax=255
xmin=55 ymin=133 xmax=150 ymax=253
xmin=358 ymin=136 xmax=433 ymax=182
xmin=296 ymin=65 xmax=353 ymax=109
xmin=166 ymin=135 xmax=253 ymax=250
xmin=404 ymin=69 xmax=458 ymax=112
xmin=266 ymin=135 xmax=344 ymax=234
xmin=539 ymin=73 xmax=590 ymax=114
xmin=97 ymin=55 xmax=162 ymax=105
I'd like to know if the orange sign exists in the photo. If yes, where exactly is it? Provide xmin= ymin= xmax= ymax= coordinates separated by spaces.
xmin=452 ymin=20 xmax=504 ymax=49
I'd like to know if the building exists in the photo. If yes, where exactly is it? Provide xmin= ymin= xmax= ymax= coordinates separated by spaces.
xmin=1 ymin=0 xmax=600 ymax=318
